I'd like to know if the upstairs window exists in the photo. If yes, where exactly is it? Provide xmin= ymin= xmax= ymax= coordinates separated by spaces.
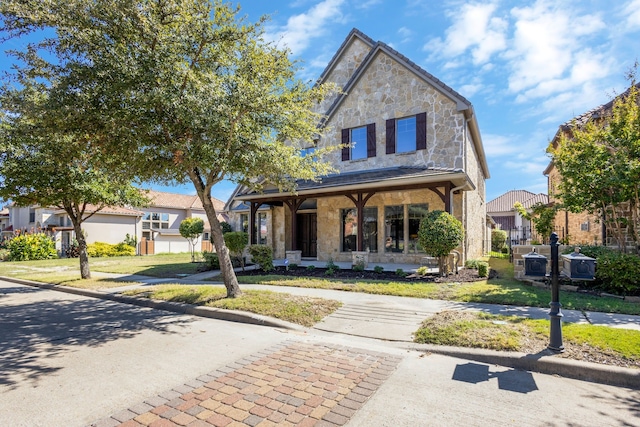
xmin=341 ymin=123 xmax=376 ymax=161
xmin=386 ymin=112 xmax=426 ymax=154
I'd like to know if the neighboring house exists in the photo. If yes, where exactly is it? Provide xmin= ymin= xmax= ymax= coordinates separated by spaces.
xmin=487 ymin=190 xmax=549 ymax=245
xmin=0 ymin=207 xmax=10 ymax=233
xmin=544 ymin=83 xmax=640 ymax=247
xmin=225 ymin=28 xmax=490 ymax=266
xmin=3 ymin=190 xmax=228 ymax=255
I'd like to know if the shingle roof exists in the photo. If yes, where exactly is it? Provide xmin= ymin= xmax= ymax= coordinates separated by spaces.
xmin=560 ymin=82 xmax=640 ymax=129
xmin=145 ymin=190 xmax=225 ymax=212
xmin=237 ymin=166 xmax=465 ymax=197
xmin=487 ymin=190 xmax=548 ymax=213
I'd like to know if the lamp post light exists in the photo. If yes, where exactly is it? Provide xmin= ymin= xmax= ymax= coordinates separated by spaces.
xmin=548 ymin=232 xmax=564 ymax=352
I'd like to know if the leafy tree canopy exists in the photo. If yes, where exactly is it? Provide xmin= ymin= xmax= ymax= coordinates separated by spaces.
xmin=0 ymin=0 xmax=339 ymax=295
xmin=547 ymin=69 xmax=640 ymax=251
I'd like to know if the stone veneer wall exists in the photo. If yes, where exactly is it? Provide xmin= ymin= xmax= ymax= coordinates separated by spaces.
xmin=315 ymin=189 xmax=452 ymax=264
xmin=316 ymin=38 xmax=372 ymax=116
xmin=319 ymin=51 xmax=465 ymax=173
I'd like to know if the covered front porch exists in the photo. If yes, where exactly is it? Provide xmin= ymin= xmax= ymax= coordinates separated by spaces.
xmin=230 ymin=167 xmax=474 ymax=266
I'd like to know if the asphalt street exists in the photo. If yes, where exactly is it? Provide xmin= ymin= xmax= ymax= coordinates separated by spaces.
xmin=1 ymin=279 xmax=639 ymax=427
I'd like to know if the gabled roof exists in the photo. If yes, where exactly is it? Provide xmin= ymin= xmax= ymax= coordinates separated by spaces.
xmin=52 ymin=204 xmax=145 ymax=217
xmin=318 ymin=28 xmax=489 ymax=179
xmin=144 ymin=190 xmax=225 ymax=213
xmin=487 ymin=190 xmax=548 ymax=214
xmin=316 ymin=28 xmax=375 ymax=85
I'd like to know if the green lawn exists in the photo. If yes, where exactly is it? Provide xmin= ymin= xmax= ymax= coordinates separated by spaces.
xmin=414 ymin=311 xmax=640 ymax=368
xmin=1 ymin=254 xmax=639 ymax=315
xmin=0 ymin=253 xmax=202 ymax=278
xmin=124 ymin=285 xmax=342 ymax=327
xmin=232 ymin=258 xmax=640 ymax=316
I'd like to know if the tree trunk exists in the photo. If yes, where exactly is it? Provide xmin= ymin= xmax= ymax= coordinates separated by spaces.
xmin=189 ymin=173 xmax=241 ymax=298
xmin=72 ymin=219 xmax=91 ymax=279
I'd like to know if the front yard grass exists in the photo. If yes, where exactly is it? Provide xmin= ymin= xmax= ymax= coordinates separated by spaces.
xmin=233 ymin=258 xmax=640 ymax=316
xmin=0 ymin=253 xmax=202 ymax=278
xmin=123 ymin=285 xmax=341 ymax=327
xmin=415 ymin=311 xmax=640 ymax=369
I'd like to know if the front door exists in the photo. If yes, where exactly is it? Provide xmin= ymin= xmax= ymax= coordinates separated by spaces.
xmin=297 ymin=213 xmax=317 ymax=258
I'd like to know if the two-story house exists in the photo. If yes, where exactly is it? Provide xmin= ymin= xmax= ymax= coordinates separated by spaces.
xmin=225 ymin=29 xmax=490 ymax=266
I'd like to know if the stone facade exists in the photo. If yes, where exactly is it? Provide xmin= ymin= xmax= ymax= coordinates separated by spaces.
xmin=225 ymin=29 xmax=489 ymax=266
xmin=547 ymin=165 xmax=603 ymax=245
xmin=319 ymin=51 xmax=465 ymax=173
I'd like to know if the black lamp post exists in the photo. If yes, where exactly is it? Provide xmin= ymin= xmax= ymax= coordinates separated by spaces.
xmin=548 ymin=232 xmax=564 ymax=352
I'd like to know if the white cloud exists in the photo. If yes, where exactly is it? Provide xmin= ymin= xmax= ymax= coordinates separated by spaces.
xmin=623 ymin=0 xmax=640 ymax=28
xmin=355 ymin=0 xmax=383 ymax=9
xmin=506 ymin=1 xmax=606 ymax=94
xmin=482 ymin=133 xmax=520 ymax=157
xmin=265 ymin=0 xmax=346 ymax=55
xmin=425 ymin=2 xmax=507 ymax=66
xmin=397 ymin=26 xmax=413 ymax=44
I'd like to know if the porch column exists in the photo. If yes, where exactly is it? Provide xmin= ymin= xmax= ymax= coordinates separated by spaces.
xmin=346 ymin=192 xmax=376 ymax=252
xmin=283 ymin=198 xmax=306 ymax=251
xmin=249 ymin=202 xmax=260 ymax=245
xmin=444 ymin=182 xmax=452 ymax=213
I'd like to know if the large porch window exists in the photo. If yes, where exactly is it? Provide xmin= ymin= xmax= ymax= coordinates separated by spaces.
xmin=341 ymin=207 xmax=378 ymax=252
xmin=258 ymin=212 xmax=267 ymax=244
xmin=385 ymin=204 xmax=429 ymax=253
xmin=341 ymin=209 xmax=357 ymax=252
xmin=384 ymin=206 xmax=404 ymax=252
xmin=408 ymin=204 xmax=429 ymax=253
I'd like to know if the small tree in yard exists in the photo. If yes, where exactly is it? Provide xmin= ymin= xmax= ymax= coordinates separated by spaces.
xmin=418 ymin=210 xmax=464 ymax=276
xmin=180 ymin=218 xmax=204 ymax=262
xmin=224 ymin=232 xmax=248 ymax=271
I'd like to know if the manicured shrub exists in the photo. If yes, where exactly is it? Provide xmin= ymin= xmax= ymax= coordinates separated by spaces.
xmin=224 ymin=231 xmax=248 ymax=270
xmin=592 ymin=251 xmax=640 ymax=296
xmin=491 ymin=229 xmax=508 ymax=252
xmin=465 ymin=259 xmax=481 ymax=269
xmin=202 ymin=251 xmax=220 ymax=270
xmin=306 ymin=265 xmax=316 ymax=271
xmin=248 ymin=245 xmax=273 ymax=272
xmin=7 ymin=233 xmax=57 ymax=261
xmin=87 ymin=242 xmax=135 ymax=257
xmin=352 ymin=261 xmax=365 ymax=272
xmin=373 ymin=265 xmax=384 ymax=273
xmin=395 ymin=268 xmax=407 ymax=277
xmin=477 ymin=262 xmax=489 ymax=278
xmin=418 ymin=210 xmax=464 ymax=275
xmin=416 ymin=266 xmax=429 ymax=275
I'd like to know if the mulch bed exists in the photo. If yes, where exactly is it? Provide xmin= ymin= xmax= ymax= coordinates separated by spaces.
xmin=235 ymin=265 xmax=497 ymax=283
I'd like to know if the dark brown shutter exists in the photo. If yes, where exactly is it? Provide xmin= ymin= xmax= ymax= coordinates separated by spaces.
xmin=416 ymin=112 xmax=427 ymax=150
xmin=341 ymin=128 xmax=350 ymax=161
xmin=366 ymin=123 xmax=376 ymax=158
xmin=386 ymin=119 xmax=395 ymax=154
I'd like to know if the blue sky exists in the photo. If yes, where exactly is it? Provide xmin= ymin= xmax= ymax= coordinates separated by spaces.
xmin=2 ymin=0 xmax=640 ymax=204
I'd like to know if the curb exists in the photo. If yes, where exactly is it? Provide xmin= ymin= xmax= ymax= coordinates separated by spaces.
xmin=3 ymin=276 xmax=638 ymax=390
xmin=0 ymin=276 xmax=304 ymax=331
xmin=402 ymin=343 xmax=640 ymax=390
